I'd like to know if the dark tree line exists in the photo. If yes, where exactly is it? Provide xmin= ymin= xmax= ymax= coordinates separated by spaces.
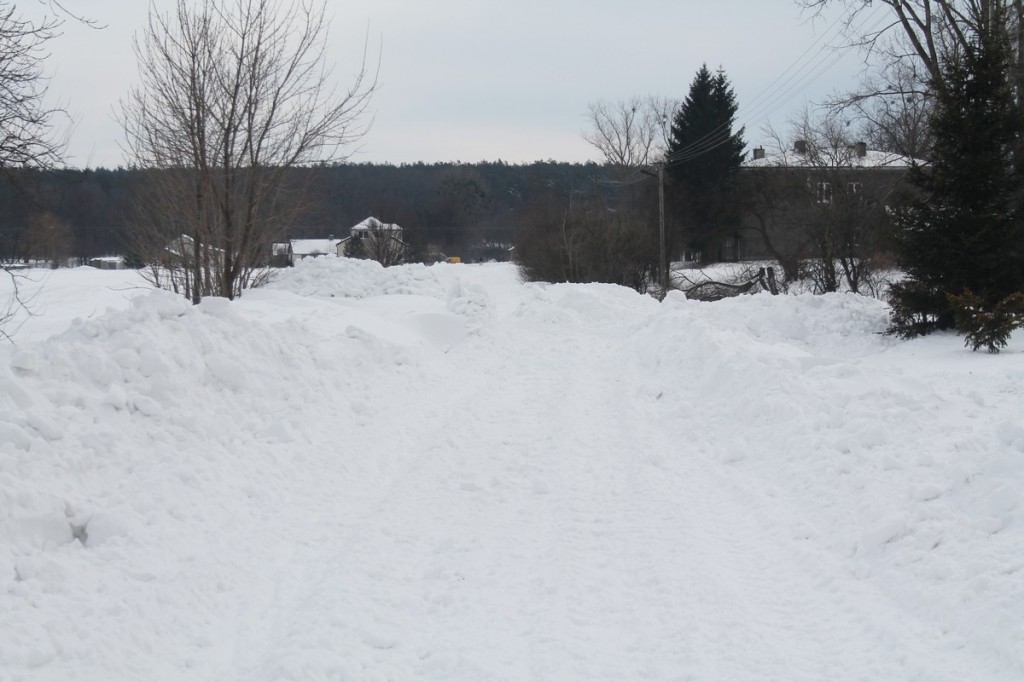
xmin=0 ymin=161 xmax=607 ymax=265
xmin=0 ymin=167 xmax=137 ymax=264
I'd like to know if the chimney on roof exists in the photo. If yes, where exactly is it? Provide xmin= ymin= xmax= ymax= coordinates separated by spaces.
xmin=854 ymin=141 xmax=867 ymax=158
xmin=794 ymin=139 xmax=807 ymax=155
xmin=752 ymin=147 xmax=765 ymax=160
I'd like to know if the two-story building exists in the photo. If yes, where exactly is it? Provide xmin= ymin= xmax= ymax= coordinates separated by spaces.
xmin=733 ymin=139 xmax=915 ymax=278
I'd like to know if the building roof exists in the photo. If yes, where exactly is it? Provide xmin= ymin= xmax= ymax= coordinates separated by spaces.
xmin=290 ymin=239 xmax=342 ymax=256
xmin=166 ymin=234 xmax=224 ymax=258
xmin=352 ymin=217 xmax=402 ymax=232
xmin=743 ymin=145 xmax=917 ymax=170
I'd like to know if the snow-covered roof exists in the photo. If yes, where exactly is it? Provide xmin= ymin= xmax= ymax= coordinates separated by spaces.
xmin=166 ymin=233 xmax=224 ymax=257
xmin=743 ymin=147 xmax=917 ymax=169
xmin=352 ymin=216 xmax=402 ymax=232
xmin=290 ymin=238 xmax=341 ymax=256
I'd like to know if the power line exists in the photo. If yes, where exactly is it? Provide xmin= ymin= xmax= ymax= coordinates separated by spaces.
xmin=663 ymin=5 xmax=887 ymax=169
xmin=664 ymin=9 xmax=848 ymax=165
xmin=593 ymin=8 xmax=889 ymax=187
xmin=592 ymin=171 xmax=650 ymax=187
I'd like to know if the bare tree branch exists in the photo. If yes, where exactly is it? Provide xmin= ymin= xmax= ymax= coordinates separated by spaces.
xmin=0 ymin=2 xmax=66 ymax=172
xmin=0 ymin=0 xmax=95 ymax=337
xmin=121 ymin=0 xmax=379 ymax=302
xmin=581 ymin=95 xmax=678 ymax=170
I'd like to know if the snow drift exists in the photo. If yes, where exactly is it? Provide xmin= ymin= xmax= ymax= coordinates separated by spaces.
xmin=1 ymin=258 xmax=1021 ymax=681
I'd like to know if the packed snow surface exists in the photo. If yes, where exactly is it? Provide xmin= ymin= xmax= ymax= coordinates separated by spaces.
xmin=2 ymin=259 xmax=1022 ymax=681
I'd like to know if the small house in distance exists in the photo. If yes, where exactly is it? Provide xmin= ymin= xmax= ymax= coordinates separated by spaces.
xmin=338 ymin=217 xmax=407 ymax=266
xmin=271 ymin=238 xmax=340 ymax=267
xmin=88 ymin=256 xmax=126 ymax=270
xmin=290 ymin=238 xmax=343 ymax=262
xmin=272 ymin=217 xmax=407 ymax=267
xmin=270 ymin=242 xmax=293 ymax=268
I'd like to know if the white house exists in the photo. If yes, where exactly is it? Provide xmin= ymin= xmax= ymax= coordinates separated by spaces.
xmin=275 ymin=218 xmax=407 ymax=267
xmin=338 ymin=217 xmax=407 ymax=263
xmin=88 ymin=256 xmax=126 ymax=270
xmin=289 ymin=238 xmax=343 ymax=263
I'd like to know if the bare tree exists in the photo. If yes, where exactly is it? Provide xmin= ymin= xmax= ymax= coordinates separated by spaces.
xmin=23 ymin=210 xmax=71 ymax=267
xmin=121 ymin=0 xmax=378 ymax=303
xmin=855 ymin=60 xmax=935 ymax=159
xmin=582 ymin=95 xmax=677 ymax=170
xmin=748 ymin=112 xmax=906 ymax=293
xmin=349 ymin=218 xmax=407 ymax=267
xmin=0 ymin=1 xmax=84 ymax=339
xmin=800 ymin=1 xmax=1000 ymax=80
xmin=0 ymin=2 xmax=66 ymax=171
xmin=1 ymin=268 xmax=24 ymax=340
xmin=515 ymin=187 xmax=658 ymax=293
xmin=744 ymin=160 xmax=810 ymax=284
xmin=801 ymin=0 xmax=1024 ymax=141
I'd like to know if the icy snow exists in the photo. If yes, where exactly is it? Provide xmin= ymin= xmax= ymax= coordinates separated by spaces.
xmin=1 ymin=258 xmax=1022 ymax=681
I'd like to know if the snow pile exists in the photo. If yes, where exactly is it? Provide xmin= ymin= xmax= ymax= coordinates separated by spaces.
xmin=626 ymin=291 xmax=1024 ymax=674
xmin=0 ymin=280 xmax=464 ymax=677
xmin=1 ymin=262 xmax=1022 ymax=680
xmin=272 ymin=256 xmax=447 ymax=299
xmin=0 ymin=267 xmax=151 ymax=343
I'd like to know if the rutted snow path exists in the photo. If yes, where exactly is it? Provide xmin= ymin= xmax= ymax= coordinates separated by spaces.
xmin=2 ymin=262 xmax=1022 ymax=681
xmin=221 ymin=282 xmax=1007 ymax=680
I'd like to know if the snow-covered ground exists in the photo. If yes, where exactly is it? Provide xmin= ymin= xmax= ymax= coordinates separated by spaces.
xmin=1 ymin=259 xmax=1022 ymax=681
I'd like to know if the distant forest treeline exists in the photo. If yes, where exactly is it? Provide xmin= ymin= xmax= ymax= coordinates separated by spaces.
xmin=0 ymin=161 xmax=624 ymax=264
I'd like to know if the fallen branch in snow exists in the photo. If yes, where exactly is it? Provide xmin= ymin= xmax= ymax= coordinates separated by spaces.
xmin=677 ymin=266 xmax=779 ymax=301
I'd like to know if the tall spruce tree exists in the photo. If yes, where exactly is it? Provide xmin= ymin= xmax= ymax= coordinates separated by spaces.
xmin=888 ymin=6 xmax=1024 ymax=339
xmin=666 ymin=65 xmax=745 ymax=262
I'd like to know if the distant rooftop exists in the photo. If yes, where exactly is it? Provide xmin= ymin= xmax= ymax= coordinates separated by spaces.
xmin=352 ymin=217 xmax=402 ymax=232
xmin=743 ymin=140 xmax=917 ymax=169
xmin=290 ymin=239 xmax=341 ymax=256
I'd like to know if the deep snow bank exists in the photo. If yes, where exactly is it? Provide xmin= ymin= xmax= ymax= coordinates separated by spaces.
xmin=623 ymin=290 xmax=1024 ymax=674
xmin=1 ymin=259 xmax=1022 ymax=680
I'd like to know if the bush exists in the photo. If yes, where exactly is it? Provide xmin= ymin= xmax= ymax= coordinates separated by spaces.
xmin=948 ymin=289 xmax=1024 ymax=353
xmin=515 ymin=193 xmax=657 ymax=293
xmin=887 ymin=279 xmax=955 ymax=338
xmin=887 ymin=13 xmax=1024 ymax=338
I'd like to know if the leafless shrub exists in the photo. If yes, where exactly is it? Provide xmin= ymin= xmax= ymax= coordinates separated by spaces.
xmin=121 ymin=0 xmax=378 ymax=302
xmin=516 ymin=191 xmax=657 ymax=293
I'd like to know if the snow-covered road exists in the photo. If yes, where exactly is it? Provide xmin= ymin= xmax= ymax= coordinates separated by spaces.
xmin=2 ymin=261 xmax=1022 ymax=680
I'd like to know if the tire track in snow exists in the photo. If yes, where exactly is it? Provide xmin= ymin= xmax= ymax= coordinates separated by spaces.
xmin=229 ymin=284 xmax=1009 ymax=681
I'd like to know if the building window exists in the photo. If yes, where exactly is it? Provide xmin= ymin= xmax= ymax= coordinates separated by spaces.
xmin=847 ymin=181 xmax=863 ymax=195
xmin=816 ymin=181 xmax=833 ymax=204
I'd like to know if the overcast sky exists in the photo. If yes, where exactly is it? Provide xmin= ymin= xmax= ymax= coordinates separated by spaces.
xmin=45 ymin=0 xmax=873 ymax=169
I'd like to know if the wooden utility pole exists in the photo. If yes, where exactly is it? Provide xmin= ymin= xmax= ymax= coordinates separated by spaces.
xmin=658 ymin=161 xmax=667 ymax=295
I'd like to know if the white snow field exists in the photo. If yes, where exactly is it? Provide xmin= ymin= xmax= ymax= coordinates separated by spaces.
xmin=1 ymin=259 xmax=1022 ymax=681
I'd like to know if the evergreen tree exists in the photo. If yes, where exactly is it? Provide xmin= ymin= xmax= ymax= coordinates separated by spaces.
xmin=666 ymin=64 xmax=745 ymax=262
xmin=888 ymin=7 xmax=1024 ymax=340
